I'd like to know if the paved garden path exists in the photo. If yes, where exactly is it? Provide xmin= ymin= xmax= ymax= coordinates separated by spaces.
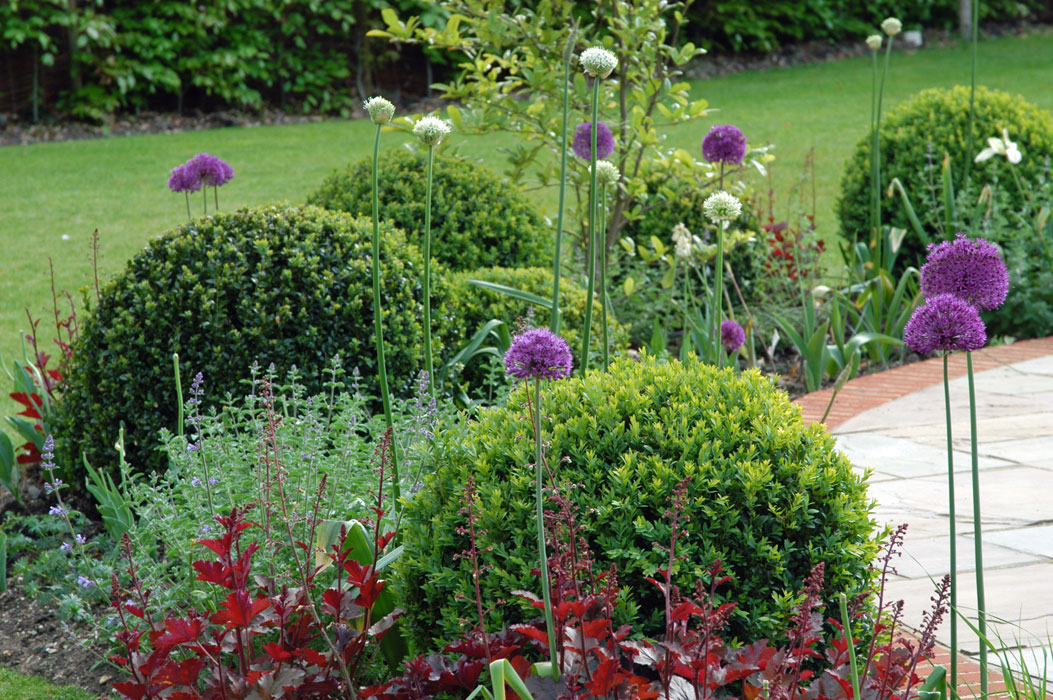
xmin=796 ymin=337 xmax=1053 ymax=696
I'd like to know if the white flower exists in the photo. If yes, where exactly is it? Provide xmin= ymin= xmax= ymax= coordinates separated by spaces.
xmin=866 ymin=34 xmax=883 ymax=51
xmin=672 ymin=222 xmax=693 ymax=259
xmin=413 ymin=116 xmax=451 ymax=146
xmin=364 ymin=96 xmax=395 ymax=125
xmin=975 ymin=128 xmax=1023 ymax=165
xmin=881 ymin=17 xmax=902 ymax=37
xmin=703 ymin=191 xmax=742 ymax=223
xmin=579 ymin=47 xmax=618 ymax=79
xmin=595 ymin=160 xmax=620 ymax=185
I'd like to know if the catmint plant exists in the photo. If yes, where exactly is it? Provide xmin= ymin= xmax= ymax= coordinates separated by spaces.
xmin=578 ymin=46 xmax=617 ymax=377
xmin=364 ymin=95 xmax=402 ymax=514
xmin=504 ymin=327 xmax=573 ymax=679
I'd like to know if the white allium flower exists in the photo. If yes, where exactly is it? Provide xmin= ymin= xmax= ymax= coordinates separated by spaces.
xmin=672 ymin=222 xmax=693 ymax=259
xmin=579 ymin=46 xmax=618 ymax=79
xmin=975 ymin=128 xmax=1022 ymax=165
xmin=703 ymin=191 xmax=742 ymax=223
xmin=364 ymin=96 xmax=395 ymax=125
xmin=413 ymin=116 xmax=451 ymax=146
xmin=866 ymin=34 xmax=883 ymax=51
xmin=881 ymin=17 xmax=902 ymax=36
xmin=595 ymin=160 xmax=620 ymax=185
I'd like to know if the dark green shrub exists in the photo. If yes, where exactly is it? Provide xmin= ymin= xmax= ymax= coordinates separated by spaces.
xmin=837 ymin=85 xmax=1053 ymax=268
xmin=306 ymin=149 xmax=552 ymax=271
xmin=55 ymin=205 xmax=441 ymax=478
xmin=438 ymin=266 xmax=629 ymax=392
xmin=397 ymin=355 xmax=877 ymax=648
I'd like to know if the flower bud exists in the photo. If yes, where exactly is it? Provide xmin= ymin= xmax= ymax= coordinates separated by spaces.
xmin=364 ymin=96 xmax=395 ymax=125
xmin=881 ymin=17 xmax=902 ymax=37
xmin=413 ymin=115 xmax=452 ymax=146
xmin=866 ymin=34 xmax=883 ymax=51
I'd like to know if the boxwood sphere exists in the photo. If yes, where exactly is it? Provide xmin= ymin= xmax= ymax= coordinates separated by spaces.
xmin=55 ymin=205 xmax=441 ymax=477
xmin=397 ymin=355 xmax=877 ymax=648
xmin=837 ymin=85 xmax=1053 ymax=268
xmin=306 ymin=149 xmax=552 ymax=271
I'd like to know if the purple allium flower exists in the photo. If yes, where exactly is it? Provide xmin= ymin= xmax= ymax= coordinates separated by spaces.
xmin=504 ymin=328 xmax=574 ymax=381
xmin=49 ymin=504 xmax=68 ymax=517
xmin=76 ymin=576 xmax=95 ymax=589
xmin=903 ymin=294 xmax=987 ymax=355
xmin=167 ymin=163 xmax=202 ymax=193
xmin=702 ymin=124 xmax=748 ymax=165
xmin=721 ymin=320 xmax=746 ymax=353
xmin=921 ymin=233 xmax=1009 ymax=311
xmin=572 ymin=122 xmax=615 ymax=160
xmin=189 ymin=153 xmax=234 ymax=187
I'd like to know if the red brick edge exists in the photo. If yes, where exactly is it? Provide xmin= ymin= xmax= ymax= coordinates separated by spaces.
xmin=793 ymin=336 xmax=1053 ymax=429
xmin=796 ymin=337 xmax=1053 ymax=698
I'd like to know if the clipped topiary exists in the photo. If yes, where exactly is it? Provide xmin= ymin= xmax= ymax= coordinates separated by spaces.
xmin=397 ymin=355 xmax=877 ymax=648
xmin=837 ymin=85 xmax=1053 ymax=267
xmin=55 ymin=205 xmax=441 ymax=478
xmin=438 ymin=266 xmax=629 ymax=392
xmin=306 ymin=149 xmax=552 ymax=271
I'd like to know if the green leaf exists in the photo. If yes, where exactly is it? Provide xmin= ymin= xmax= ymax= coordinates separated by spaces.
xmin=467 ymin=280 xmax=553 ymax=310
xmin=447 ymin=104 xmax=462 ymax=128
xmin=623 ymin=276 xmax=636 ymax=296
xmin=0 ymin=431 xmax=18 ymax=504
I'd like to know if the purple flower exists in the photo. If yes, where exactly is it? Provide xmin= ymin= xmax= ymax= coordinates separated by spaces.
xmin=76 ymin=576 xmax=95 ymax=589
xmin=903 ymin=294 xmax=987 ymax=354
xmin=721 ymin=320 xmax=746 ymax=353
xmin=49 ymin=504 xmax=68 ymax=517
xmin=504 ymin=328 xmax=574 ymax=381
xmin=702 ymin=124 xmax=748 ymax=165
xmin=921 ymin=233 xmax=1009 ymax=311
xmin=167 ymin=163 xmax=202 ymax=193
xmin=75 ymin=533 xmax=86 ymax=545
xmin=167 ymin=154 xmax=234 ymax=193
xmin=190 ymin=476 xmax=201 ymax=486
xmin=572 ymin=122 xmax=615 ymax=160
xmin=60 ymin=542 xmax=73 ymax=552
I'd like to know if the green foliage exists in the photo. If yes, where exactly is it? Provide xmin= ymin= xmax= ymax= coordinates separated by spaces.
xmin=438 ymin=266 xmax=629 ymax=393
xmin=307 ymin=148 xmax=552 ymax=271
xmin=0 ymin=667 xmax=96 ymax=700
xmin=398 ymin=355 xmax=878 ymax=648
xmin=55 ymin=205 xmax=441 ymax=478
xmin=837 ymin=85 xmax=1053 ymax=268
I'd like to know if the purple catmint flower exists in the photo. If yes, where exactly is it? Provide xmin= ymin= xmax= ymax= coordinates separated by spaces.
xmin=76 ymin=576 xmax=95 ymax=589
xmin=721 ymin=320 xmax=746 ymax=353
xmin=702 ymin=124 xmax=748 ymax=165
xmin=49 ymin=504 xmax=68 ymax=517
xmin=903 ymin=294 xmax=988 ymax=355
xmin=572 ymin=121 xmax=614 ymax=160
xmin=208 ymin=476 xmax=218 ymax=486
xmin=921 ymin=233 xmax=1009 ymax=311
xmin=190 ymin=476 xmax=201 ymax=486
xmin=60 ymin=542 xmax=73 ymax=552
xmin=75 ymin=533 xmax=86 ymax=545
xmin=504 ymin=328 xmax=574 ymax=381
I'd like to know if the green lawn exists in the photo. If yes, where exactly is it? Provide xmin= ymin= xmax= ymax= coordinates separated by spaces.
xmin=1 ymin=29 xmax=1052 ymax=426
xmin=0 ymin=667 xmax=98 ymax=700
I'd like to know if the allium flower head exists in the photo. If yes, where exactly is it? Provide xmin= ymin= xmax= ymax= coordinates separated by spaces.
xmin=595 ymin=160 xmax=620 ymax=185
xmin=975 ymin=128 xmax=1022 ymax=164
xmin=721 ymin=320 xmax=746 ymax=353
xmin=703 ymin=191 xmax=742 ymax=223
xmin=572 ymin=121 xmax=614 ymax=160
xmin=866 ymin=34 xmax=883 ymax=50
xmin=168 ymin=163 xmax=201 ymax=193
xmin=702 ymin=124 xmax=748 ymax=165
xmin=365 ymin=96 xmax=395 ymax=125
xmin=504 ymin=328 xmax=573 ymax=381
xmin=882 ymin=17 xmax=902 ymax=36
xmin=189 ymin=153 xmax=234 ymax=187
xmin=579 ymin=46 xmax=618 ymax=78
xmin=921 ymin=233 xmax=1009 ymax=311
xmin=413 ymin=115 xmax=451 ymax=146
xmin=904 ymin=294 xmax=987 ymax=354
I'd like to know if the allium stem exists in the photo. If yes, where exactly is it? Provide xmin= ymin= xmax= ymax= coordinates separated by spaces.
xmin=963 ymin=0 xmax=980 ymax=189
xmin=580 ymin=76 xmax=601 ymax=377
xmin=966 ymin=351 xmax=988 ymax=695
xmin=600 ymin=184 xmax=609 ymax=371
xmin=943 ymin=353 xmax=958 ymax=694
xmin=423 ymin=145 xmax=436 ymax=397
xmin=184 ymin=192 xmax=191 ymax=221
xmin=173 ymin=353 xmax=184 ymax=438
xmin=551 ymin=29 xmax=576 ymax=335
xmin=839 ymin=593 xmax=862 ymax=700
xmin=370 ymin=123 xmax=402 ymax=518
xmin=533 ymin=377 xmax=559 ymax=679
xmin=214 ymin=186 xmax=219 ymax=211
xmin=713 ymin=220 xmax=726 ymax=368
xmin=202 ymin=186 xmax=207 ymax=215
xmin=873 ymin=35 xmax=894 ymax=269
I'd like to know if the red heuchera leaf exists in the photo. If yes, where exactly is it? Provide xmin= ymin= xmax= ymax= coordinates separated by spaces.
xmin=263 ymin=641 xmax=294 ymax=663
xmin=192 ymin=560 xmax=229 ymax=587
xmin=155 ymin=617 xmax=205 ymax=648
xmin=16 ymin=441 xmax=41 ymax=465
xmin=112 ymin=680 xmax=147 ymax=700
xmin=154 ymin=657 xmax=205 ymax=688
xmin=11 ymin=392 xmax=43 ymax=419
xmin=211 ymin=590 xmax=270 ymax=628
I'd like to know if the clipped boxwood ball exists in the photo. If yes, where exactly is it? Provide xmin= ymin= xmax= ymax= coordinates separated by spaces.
xmin=306 ymin=149 xmax=552 ymax=271
xmin=837 ymin=85 xmax=1053 ymax=268
xmin=55 ymin=205 xmax=440 ymax=478
xmin=438 ymin=266 xmax=629 ymax=392
xmin=397 ymin=355 xmax=877 ymax=648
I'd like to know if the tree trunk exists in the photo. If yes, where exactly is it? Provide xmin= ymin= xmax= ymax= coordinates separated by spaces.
xmin=959 ymin=0 xmax=973 ymax=40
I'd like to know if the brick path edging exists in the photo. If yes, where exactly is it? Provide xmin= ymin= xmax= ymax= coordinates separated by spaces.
xmin=793 ymin=336 xmax=1053 ymax=430
xmin=794 ymin=336 xmax=1053 ymax=699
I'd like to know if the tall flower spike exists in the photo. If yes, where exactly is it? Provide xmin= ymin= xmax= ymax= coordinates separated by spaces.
xmin=904 ymin=294 xmax=987 ymax=354
xmin=703 ymin=191 xmax=742 ymax=223
xmin=921 ymin=233 xmax=1009 ymax=311
xmin=702 ymin=124 xmax=748 ymax=165
xmin=572 ymin=122 xmax=614 ymax=160
xmin=365 ymin=96 xmax=395 ymax=125
xmin=579 ymin=47 xmax=618 ymax=78
xmin=504 ymin=328 xmax=573 ymax=381
xmin=413 ymin=116 xmax=451 ymax=146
